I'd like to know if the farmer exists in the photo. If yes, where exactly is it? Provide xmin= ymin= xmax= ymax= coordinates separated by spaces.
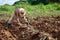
xmin=7 ymin=8 xmax=39 ymax=39
xmin=7 ymin=8 xmax=28 ymax=26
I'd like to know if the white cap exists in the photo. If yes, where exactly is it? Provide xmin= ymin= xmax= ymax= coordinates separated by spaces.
xmin=19 ymin=8 xmax=25 ymax=12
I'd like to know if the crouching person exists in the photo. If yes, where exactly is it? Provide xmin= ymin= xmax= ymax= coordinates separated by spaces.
xmin=7 ymin=8 xmax=28 ymax=26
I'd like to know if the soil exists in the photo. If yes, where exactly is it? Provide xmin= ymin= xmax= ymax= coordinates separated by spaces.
xmin=0 ymin=16 xmax=60 ymax=40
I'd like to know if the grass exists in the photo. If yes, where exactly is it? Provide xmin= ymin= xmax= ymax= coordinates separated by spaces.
xmin=0 ymin=3 xmax=60 ymax=19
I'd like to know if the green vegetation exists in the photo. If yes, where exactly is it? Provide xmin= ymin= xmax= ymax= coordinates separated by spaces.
xmin=0 ymin=1 xmax=60 ymax=18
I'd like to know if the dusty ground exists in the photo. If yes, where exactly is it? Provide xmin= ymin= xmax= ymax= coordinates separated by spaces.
xmin=0 ymin=16 xmax=60 ymax=40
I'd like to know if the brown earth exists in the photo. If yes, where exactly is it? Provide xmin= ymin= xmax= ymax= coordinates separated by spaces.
xmin=0 ymin=16 xmax=60 ymax=40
